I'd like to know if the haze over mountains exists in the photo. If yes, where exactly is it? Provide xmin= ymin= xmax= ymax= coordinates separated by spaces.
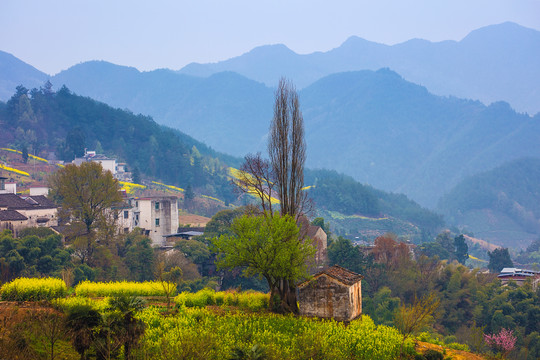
xmin=0 ymin=21 xmax=538 ymax=213
xmin=178 ymin=22 xmax=540 ymax=115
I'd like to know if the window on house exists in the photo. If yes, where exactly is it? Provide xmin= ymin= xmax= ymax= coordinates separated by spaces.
xmin=155 ymin=202 xmax=160 ymax=210
xmin=124 ymin=228 xmax=129 ymax=233
xmin=124 ymin=210 xmax=129 ymax=219
xmin=155 ymin=218 xmax=160 ymax=227
xmin=135 ymin=201 xmax=138 ymax=207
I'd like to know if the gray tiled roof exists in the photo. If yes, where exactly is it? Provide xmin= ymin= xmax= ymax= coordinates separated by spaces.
xmin=0 ymin=193 xmax=57 ymax=210
xmin=0 ymin=210 xmax=28 ymax=221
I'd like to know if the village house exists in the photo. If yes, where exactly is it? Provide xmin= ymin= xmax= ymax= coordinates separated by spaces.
xmin=498 ymin=267 xmax=540 ymax=291
xmin=73 ymin=150 xmax=132 ymax=182
xmin=0 ymin=193 xmax=58 ymax=236
xmin=0 ymin=176 xmax=17 ymax=195
xmin=119 ymin=196 xmax=179 ymax=246
xmin=306 ymin=224 xmax=328 ymax=269
xmin=73 ymin=150 xmax=117 ymax=175
xmin=297 ymin=265 xmax=364 ymax=321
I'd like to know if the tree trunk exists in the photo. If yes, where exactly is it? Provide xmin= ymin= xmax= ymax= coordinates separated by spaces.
xmin=275 ymin=278 xmax=299 ymax=314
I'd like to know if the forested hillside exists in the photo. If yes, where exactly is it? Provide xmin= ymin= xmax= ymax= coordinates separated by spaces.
xmin=0 ymin=84 xmax=237 ymax=203
xmin=306 ymin=169 xmax=444 ymax=241
xmin=438 ymin=158 xmax=540 ymax=248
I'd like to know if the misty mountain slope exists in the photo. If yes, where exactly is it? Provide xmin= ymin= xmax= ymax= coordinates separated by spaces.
xmin=438 ymin=158 xmax=540 ymax=248
xmin=179 ymin=22 xmax=540 ymax=114
xmin=51 ymin=62 xmax=274 ymax=155
xmin=0 ymin=50 xmax=48 ymax=101
xmin=3 ymin=52 xmax=538 ymax=208
xmin=300 ymin=69 xmax=540 ymax=207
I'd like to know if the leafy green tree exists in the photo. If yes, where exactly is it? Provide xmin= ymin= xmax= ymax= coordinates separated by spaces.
xmin=132 ymin=167 xmax=141 ymax=184
xmin=212 ymin=213 xmax=315 ymax=313
xmin=73 ymin=264 xmax=96 ymax=285
xmin=202 ymin=208 xmax=246 ymax=242
xmin=488 ymin=248 xmax=514 ymax=273
xmin=49 ymin=162 xmax=122 ymax=265
xmin=454 ymin=234 xmax=469 ymax=265
xmin=21 ymin=145 xmax=29 ymax=163
xmin=394 ymin=292 xmax=440 ymax=357
xmin=184 ymin=184 xmax=194 ymax=202
xmin=124 ymin=230 xmax=154 ymax=281
xmin=327 ymin=236 xmax=366 ymax=273
xmin=174 ymin=239 xmax=210 ymax=265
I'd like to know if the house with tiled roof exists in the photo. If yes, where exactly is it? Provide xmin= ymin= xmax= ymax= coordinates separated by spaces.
xmin=297 ymin=265 xmax=364 ymax=321
xmin=0 ymin=193 xmax=58 ymax=233
xmin=0 ymin=209 xmax=28 ymax=236
xmin=498 ymin=267 xmax=540 ymax=291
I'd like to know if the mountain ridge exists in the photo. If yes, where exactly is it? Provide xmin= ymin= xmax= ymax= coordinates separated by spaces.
xmin=177 ymin=21 xmax=540 ymax=115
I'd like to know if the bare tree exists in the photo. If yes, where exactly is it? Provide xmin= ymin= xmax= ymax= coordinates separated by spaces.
xmin=269 ymin=77 xmax=309 ymax=218
xmin=232 ymin=153 xmax=275 ymax=215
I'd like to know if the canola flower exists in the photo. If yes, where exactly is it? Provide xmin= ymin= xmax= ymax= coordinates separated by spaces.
xmin=228 ymin=167 xmax=281 ymax=204
xmin=0 ymin=277 xmax=67 ymax=301
xmin=229 ymin=167 xmax=315 ymax=204
xmin=201 ymin=194 xmax=225 ymax=204
xmin=469 ymin=254 xmax=488 ymax=262
xmin=136 ymin=307 xmax=411 ymax=359
xmin=119 ymin=180 xmax=146 ymax=194
xmin=75 ymin=280 xmax=175 ymax=297
xmin=52 ymin=296 xmax=110 ymax=312
xmin=0 ymin=163 xmax=30 ymax=176
xmin=152 ymin=181 xmax=184 ymax=192
xmin=0 ymin=147 xmax=48 ymax=163
xmin=175 ymin=289 xmax=269 ymax=311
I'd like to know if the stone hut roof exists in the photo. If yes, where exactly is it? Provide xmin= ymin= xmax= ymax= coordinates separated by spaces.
xmin=307 ymin=225 xmax=323 ymax=238
xmin=299 ymin=265 xmax=364 ymax=287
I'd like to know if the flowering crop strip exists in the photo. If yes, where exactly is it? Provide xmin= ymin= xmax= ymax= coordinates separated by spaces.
xmin=74 ymin=280 xmax=176 ymax=297
xmin=0 ymin=148 xmax=48 ymax=163
xmin=0 ymin=163 xmax=30 ymax=176
xmin=119 ymin=181 xmax=146 ymax=194
xmin=0 ymin=277 xmax=67 ymax=301
xmin=52 ymin=296 xmax=110 ymax=312
xmin=151 ymin=181 xmax=184 ymax=192
xmin=228 ymin=167 xmax=281 ymax=204
xmin=175 ymin=289 xmax=269 ymax=311
xmin=135 ymin=307 xmax=412 ymax=360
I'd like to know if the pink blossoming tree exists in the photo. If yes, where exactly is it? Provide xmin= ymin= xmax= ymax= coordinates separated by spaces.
xmin=484 ymin=328 xmax=517 ymax=358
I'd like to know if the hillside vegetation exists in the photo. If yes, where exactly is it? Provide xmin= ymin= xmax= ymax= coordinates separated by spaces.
xmin=0 ymin=84 xmax=237 ymax=203
xmin=438 ymin=158 xmax=540 ymax=248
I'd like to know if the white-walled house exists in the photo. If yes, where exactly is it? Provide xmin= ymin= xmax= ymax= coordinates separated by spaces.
xmin=73 ymin=150 xmax=117 ymax=175
xmin=120 ymin=196 xmax=179 ymax=246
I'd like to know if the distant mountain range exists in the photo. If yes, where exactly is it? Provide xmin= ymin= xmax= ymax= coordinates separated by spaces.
xmin=178 ymin=22 xmax=540 ymax=115
xmin=0 ymin=21 xmax=538 ymax=210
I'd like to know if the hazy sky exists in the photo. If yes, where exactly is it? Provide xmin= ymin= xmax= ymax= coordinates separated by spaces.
xmin=1 ymin=0 xmax=539 ymax=75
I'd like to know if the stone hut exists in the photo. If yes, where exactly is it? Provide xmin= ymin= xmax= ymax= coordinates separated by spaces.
xmin=297 ymin=265 xmax=363 ymax=321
